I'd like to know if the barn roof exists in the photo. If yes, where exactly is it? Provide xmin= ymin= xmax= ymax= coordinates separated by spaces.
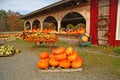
xmin=22 ymin=0 xmax=88 ymax=19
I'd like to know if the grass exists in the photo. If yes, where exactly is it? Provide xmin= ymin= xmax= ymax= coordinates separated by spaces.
xmin=4 ymin=39 xmax=120 ymax=80
xmin=82 ymin=45 xmax=120 ymax=56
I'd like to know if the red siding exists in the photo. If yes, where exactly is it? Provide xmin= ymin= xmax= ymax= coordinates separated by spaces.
xmin=90 ymin=0 xmax=98 ymax=45
xmin=109 ymin=0 xmax=120 ymax=46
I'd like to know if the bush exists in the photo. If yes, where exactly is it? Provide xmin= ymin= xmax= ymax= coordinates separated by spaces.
xmin=113 ymin=46 xmax=120 ymax=54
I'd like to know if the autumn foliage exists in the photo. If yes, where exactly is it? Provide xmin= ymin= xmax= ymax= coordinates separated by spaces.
xmin=0 ymin=10 xmax=24 ymax=31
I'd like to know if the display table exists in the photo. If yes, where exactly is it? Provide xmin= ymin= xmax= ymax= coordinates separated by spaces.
xmin=22 ymin=32 xmax=58 ymax=50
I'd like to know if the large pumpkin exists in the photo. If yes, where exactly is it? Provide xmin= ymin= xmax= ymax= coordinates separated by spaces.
xmin=49 ymin=53 xmax=54 ymax=58
xmin=52 ymin=47 xmax=65 ymax=55
xmin=36 ymin=60 xmax=49 ymax=69
xmin=71 ymin=60 xmax=82 ymax=68
xmin=67 ymin=51 xmax=78 ymax=61
xmin=40 ymin=58 xmax=49 ymax=62
xmin=39 ymin=52 xmax=49 ymax=59
xmin=75 ymin=57 xmax=83 ymax=63
xmin=59 ymin=59 xmax=71 ymax=68
xmin=49 ymin=58 xmax=59 ymax=67
xmin=82 ymin=36 xmax=88 ymax=42
xmin=71 ymin=57 xmax=83 ymax=68
xmin=54 ymin=53 xmax=66 ymax=61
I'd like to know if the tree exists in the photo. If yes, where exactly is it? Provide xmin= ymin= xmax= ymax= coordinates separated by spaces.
xmin=0 ymin=10 xmax=9 ymax=31
xmin=0 ymin=10 xmax=24 ymax=31
xmin=7 ymin=10 xmax=24 ymax=31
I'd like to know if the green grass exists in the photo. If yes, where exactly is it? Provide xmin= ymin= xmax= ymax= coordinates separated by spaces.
xmin=82 ymin=45 xmax=120 ymax=56
xmin=4 ymin=39 xmax=120 ymax=79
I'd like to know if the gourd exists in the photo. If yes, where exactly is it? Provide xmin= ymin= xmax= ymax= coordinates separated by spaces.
xmin=82 ymin=36 xmax=88 ymax=42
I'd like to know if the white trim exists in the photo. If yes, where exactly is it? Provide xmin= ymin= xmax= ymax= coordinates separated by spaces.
xmin=116 ymin=0 xmax=120 ymax=40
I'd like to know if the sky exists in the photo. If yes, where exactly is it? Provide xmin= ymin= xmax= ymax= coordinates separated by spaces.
xmin=0 ymin=0 xmax=61 ymax=15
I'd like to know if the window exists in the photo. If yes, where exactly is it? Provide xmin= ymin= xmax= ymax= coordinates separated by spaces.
xmin=116 ymin=0 xmax=120 ymax=40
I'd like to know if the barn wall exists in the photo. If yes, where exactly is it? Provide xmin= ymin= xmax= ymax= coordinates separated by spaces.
xmin=110 ymin=0 xmax=120 ymax=46
xmin=90 ymin=0 xmax=98 ymax=45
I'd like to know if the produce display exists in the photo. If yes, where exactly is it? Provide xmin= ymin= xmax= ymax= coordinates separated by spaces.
xmin=36 ymin=47 xmax=83 ymax=69
xmin=23 ymin=27 xmax=86 ymax=35
xmin=24 ymin=33 xmax=58 ymax=43
xmin=6 ymin=36 xmax=20 ymax=41
xmin=66 ymin=27 xmax=86 ymax=35
xmin=0 ymin=33 xmax=22 ymax=38
xmin=0 ymin=45 xmax=21 ymax=57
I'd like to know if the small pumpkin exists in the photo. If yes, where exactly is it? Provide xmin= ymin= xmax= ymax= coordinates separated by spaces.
xmin=36 ymin=60 xmax=49 ymax=69
xmin=54 ymin=53 xmax=66 ymax=61
xmin=82 ymin=36 xmax=88 ymax=42
xmin=49 ymin=58 xmax=59 ymax=67
xmin=59 ymin=59 xmax=71 ymax=68
xmin=78 ymin=28 xmax=86 ymax=34
xmin=39 ymin=52 xmax=49 ymax=59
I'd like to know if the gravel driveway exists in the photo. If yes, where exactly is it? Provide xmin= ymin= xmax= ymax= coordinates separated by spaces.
xmin=0 ymin=41 xmax=119 ymax=80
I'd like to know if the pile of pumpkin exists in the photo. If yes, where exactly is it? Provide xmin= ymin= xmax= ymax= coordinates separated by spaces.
xmin=24 ymin=28 xmax=41 ymax=33
xmin=24 ymin=33 xmax=58 ymax=43
xmin=66 ymin=27 xmax=86 ymax=35
xmin=36 ymin=47 xmax=83 ymax=69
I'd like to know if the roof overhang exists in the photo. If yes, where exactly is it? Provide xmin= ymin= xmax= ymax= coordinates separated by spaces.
xmin=22 ymin=0 xmax=88 ymax=19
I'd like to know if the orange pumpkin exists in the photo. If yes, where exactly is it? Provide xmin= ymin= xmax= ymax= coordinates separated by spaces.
xmin=36 ymin=60 xmax=49 ymax=69
xmin=49 ymin=53 xmax=54 ymax=58
xmin=66 ymin=47 xmax=73 ymax=55
xmin=67 ymin=52 xmax=78 ymax=61
xmin=49 ymin=58 xmax=59 ymax=67
xmin=71 ymin=59 xmax=82 ymax=68
xmin=72 ymin=50 xmax=78 ymax=55
xmin=40 ymin=58 xmax=49 ymax=62
xmin=75 ymin=57 xmax=83 ymax=63
xmin=78 ymin=28 xmax=86 ymax=34
xmin=39 ymin=52 xmax=49 ymax=59
xmin=82 ymin=36 xmax=88 ymax=42
xmin=59 ymin=59 xmax=71 ymax=68
xmin=52 ymin=47 xmax=65 ymax=55
xmin=54 ymin=53 xmax=66 ymax=61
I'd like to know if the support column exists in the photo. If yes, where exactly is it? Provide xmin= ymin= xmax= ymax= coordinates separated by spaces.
xmin=24 ymin=22 xmax=26 ymax=30
xmin=57 ymin=21 xmax=61 ymax=31
xmin=41 ymin=22 xmax=43 ymax=31
xmin=29 ymin=21 xmax=32 ymax=30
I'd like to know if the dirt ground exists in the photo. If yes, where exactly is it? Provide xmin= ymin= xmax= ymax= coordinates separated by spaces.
xmin=0 ymin=40 xmax=120 ymax=80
